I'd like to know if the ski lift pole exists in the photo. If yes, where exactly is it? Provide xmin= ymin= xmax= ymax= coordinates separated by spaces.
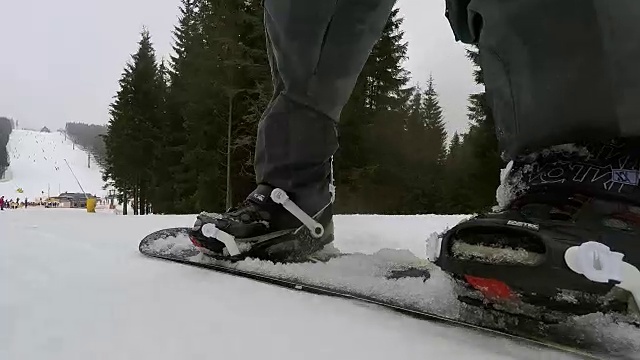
xmin=64 ymin=159 xmax=88 ymax=200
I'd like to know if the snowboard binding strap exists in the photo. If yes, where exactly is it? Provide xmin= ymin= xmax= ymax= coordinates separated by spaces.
xmin=200 ymin=188 xmax=326 ymax=257
xmin=270 ymin=188 xmax=324 ymax=239
xmin=565 ymin=241 xmax=640 ymax=311
xmin=200 ymin=223 xmax=241 ymax=256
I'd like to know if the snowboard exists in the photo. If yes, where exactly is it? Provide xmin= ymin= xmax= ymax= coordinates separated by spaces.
xmin=139 ymin=227 xmax=635 ymax=359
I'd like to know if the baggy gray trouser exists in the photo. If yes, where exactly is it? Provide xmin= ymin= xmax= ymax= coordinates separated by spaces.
xmin=256 ymin=0 xmax=396 ymax=213
xmin=446 ymin=0 xmax=640 ymax=159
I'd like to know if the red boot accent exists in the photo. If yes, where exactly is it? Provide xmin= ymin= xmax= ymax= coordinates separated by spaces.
xmin=464 ymin=275 xmax=517 ymax=301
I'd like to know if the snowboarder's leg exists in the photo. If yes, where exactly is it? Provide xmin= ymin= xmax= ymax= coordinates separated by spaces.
xmin=256 ymin=0 xmax=396 ymax=214
xmin=447 ymin=0 xmax=640 ymax=157
xmin=434 ymin=0 xmax=640 ymax=319
xmin=190 ymin=0 xmax=396 ymax=261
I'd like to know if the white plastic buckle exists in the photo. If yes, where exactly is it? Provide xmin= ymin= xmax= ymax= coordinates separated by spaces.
xmin=271 ymin=188 xmax=324 ymax=239
xmin=200 ymin=223 xmax=241 ymax=256
xmin=329 ymin=184 xmax=336 ymax=204
xmin=564 ymin=242 xmax=624 ymax=283
xmin=500 ymin=160 xmax=514 ymax=184
xmin=329 ymin=156 xmax=336 ymax=203
xmin=426 ymin=232 xmax=443 ymax=262
xmin=565 ymin=241 xmax=640 ymax=308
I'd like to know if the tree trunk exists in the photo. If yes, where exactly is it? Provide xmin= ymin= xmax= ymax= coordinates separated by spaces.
xmin=226 ymin=93 xmax=233 ymax=210
xmin=133 ymin=183 xmax=139 ymax=215
xmin=122 ymin=189 xmax=128 ymax=215
xmin=139 ymin=182 xmax=146 ymax=215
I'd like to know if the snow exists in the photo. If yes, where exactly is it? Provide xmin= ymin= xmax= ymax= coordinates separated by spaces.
xmin=0 ymin=129 xmax=107 ymax=200
xmin=4 ymin=209 xmax=639 ymax=360
xmin=450 ymin=241 xmax=544 ymax=266
xmin=1 ymin=133 xmax=638 ymax=359
xmin=145 ymin=231 xmax=462 ymax=319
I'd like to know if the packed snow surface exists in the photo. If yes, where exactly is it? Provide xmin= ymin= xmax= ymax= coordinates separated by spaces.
xmin=4 ymin=209 xmax=640 ymax=359
xmin=0 ymin=129 xmax=107 ymax=200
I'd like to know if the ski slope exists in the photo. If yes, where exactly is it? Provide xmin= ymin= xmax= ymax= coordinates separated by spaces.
xmin=3 ymin=209 xmax=640 ymax=360
xmin=0 ymin=129 xmax=107 ymax=200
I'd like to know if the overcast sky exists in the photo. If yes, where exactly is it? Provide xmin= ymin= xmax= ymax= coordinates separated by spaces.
xmin=0 ymin=0 xmax=478 ymax=137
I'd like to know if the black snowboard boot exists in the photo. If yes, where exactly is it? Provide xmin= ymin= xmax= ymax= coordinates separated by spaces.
xmin=428 ymin=140 xmax=640 ymax=321
xmin=188 ymin=184 xmax=334 ymax=262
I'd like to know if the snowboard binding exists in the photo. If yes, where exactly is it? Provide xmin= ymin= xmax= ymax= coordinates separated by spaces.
xmin=188 ymin=187 xmax=334 ymax=263
xmin=428 ymin=142 xmax=640 ymax=323
xmin=427 ymin=204 xmax=640 ymax=324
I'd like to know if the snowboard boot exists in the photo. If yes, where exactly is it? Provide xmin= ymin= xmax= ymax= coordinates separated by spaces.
xmin=188 ymin=184 xmax=334 ymax=263
xmin=428 ymin=140 xmax=640 ymax=322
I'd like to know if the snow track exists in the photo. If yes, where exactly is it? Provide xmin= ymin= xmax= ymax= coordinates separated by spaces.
xmin=0 ymin=129 xmax=106 ymax=200
xmin=3 ymin=209 xmax=639 ymax=359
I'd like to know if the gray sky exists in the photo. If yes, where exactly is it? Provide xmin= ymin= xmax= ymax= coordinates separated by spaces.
xmin=398 ymin=0 xmax=481 ymax=136
xmin=0 ymin=0 xmax=478 ymax=137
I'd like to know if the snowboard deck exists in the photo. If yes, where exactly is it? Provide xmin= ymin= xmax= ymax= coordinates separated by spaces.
xmin=139 ymin=227 xmax=634 ymax=359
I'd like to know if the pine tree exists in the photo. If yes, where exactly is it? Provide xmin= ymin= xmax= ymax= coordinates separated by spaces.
xmin=130 ymin=29 xmax=166 ymax=214
xmin=463 ymin=47 xmax=503 ymax=211
xmin=449 ymin=132 xmax=462 ymax=154
xmin=335 ymin=8 xmax=412 ymax=213
xmin=422 ymin=75 xmax=447 ymax=166
xmin=0 ymin=117 xmax=13 ymax=178
xmin=443 ymin=46 xmax=503 ymax=213
xmin=163 ymin=0 xmax=269 ymax=213
xmin=64 ymin=122 xmax=107 ymax=163
xmin=103 ymin=29 xmax=166 ymax=215
xmin=398 ymin=76 xmax=447 ymax=214
xmin=404 ymin=86 xmax=425 ymax=147
xmin=213 ymin=0 xmax=270 ymax=209
xmin=400 ymin=86 xmax=429 ymax=213
xmin=443 ymin=132 xmax=474 ymax=213
xmin=148 ymin=59 xmax=173 ymax=213
xmin=415 ymin=75 xmax=448 ymax=212
xmin=165 ymin=0 xmax=202 ymax=213
xmin=165 ymin=0 xmax=228 ymax=213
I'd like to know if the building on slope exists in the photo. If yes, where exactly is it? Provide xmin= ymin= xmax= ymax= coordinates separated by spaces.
xmin=55 ymin=192 xmax=97 ymax=208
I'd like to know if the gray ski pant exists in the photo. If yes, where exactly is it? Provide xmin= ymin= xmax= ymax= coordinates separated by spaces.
xmin=256 ymin=0 xmax=396 ymax=213
xmin=446 ymin=0 xmax=640 ymax=159
xmin=256 ymin=0 xmax=640 ymax=211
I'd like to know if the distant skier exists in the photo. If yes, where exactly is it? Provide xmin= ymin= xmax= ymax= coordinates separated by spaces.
xmin=24 ymin=198 xmax=27 ymax=209
xmin=0 ymin=196 xmax=4 ymax=211
xmin=189 ymin=0 xmax=640 ymax=285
